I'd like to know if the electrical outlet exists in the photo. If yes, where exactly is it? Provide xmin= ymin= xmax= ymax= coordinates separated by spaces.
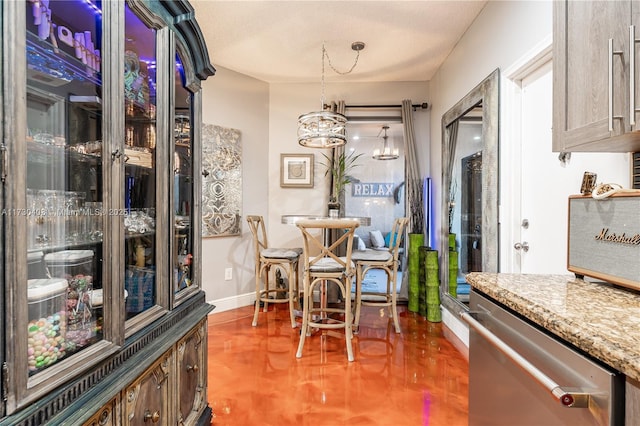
xmin=224 ymin=268 xmax=232 ymax=281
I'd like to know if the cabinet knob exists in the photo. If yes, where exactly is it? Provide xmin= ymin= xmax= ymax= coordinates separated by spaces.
xmin=143 ymin=410 xmax=160 ymax=423
xmin=186 ymin=364 xmax=199 ymax=373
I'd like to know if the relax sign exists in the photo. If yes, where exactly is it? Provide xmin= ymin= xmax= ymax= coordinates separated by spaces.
xmin=352 ymin=182 xmax=395 ymax=197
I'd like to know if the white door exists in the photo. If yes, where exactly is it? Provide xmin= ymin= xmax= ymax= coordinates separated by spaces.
xmin=519 ymin=61 xmax=559 ymax=273
xmin=517 ymin=61 xmax=631 ymax=273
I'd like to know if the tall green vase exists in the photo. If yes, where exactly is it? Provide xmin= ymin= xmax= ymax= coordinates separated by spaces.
xmin=418 ymin=247 xmax=430 ymax=317
xmin=425 ymin=249 xmax=441 ymax=323
xmin=449 ymin=251 xmax=458 ymax=297
xmin=407 ymin=233 xmax=423 ymax=312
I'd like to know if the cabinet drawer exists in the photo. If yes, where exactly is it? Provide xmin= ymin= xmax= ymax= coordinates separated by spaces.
xmin=124 ymin=351 xmax=172 ymax=425
xmin=83 ymin=397 xmax=120 ymax=426
xmin=176 ymin=319 xmax=208 ymax=424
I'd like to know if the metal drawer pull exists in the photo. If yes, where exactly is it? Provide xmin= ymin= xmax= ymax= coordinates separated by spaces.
xmin=186 ymin=364 xmax=199 ymax=373
xmin=461 ymin=311 xmax=591 ymax=408
xmin=143 ymin=410 xmax=160 ymax=423
xmin=609 ymin=38 xmax=624 ymax=132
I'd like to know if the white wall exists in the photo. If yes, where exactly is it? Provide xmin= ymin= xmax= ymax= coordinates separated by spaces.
xmin=203 ymin=1 xmax=619 ymax=320
xmin=201 ymin=68 xmax=429 ymax=310
xmin=269 ymin=81 xmax=430 ymax=250
xmin=430 ymin=1 xmax=554 ymax=241
xmin=428 ymin=1 xmax=554 ymax=339
xmin=201 ymin=66 xmax=270 ymax=309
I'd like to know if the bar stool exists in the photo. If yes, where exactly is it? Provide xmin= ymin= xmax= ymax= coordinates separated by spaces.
xmin=246 ymin=215 xmax=302 ymax=328
xmin=352 ymin=217 xmax=408 ymax=334
xmin=295 ymin=218 xmax=359 ymax=362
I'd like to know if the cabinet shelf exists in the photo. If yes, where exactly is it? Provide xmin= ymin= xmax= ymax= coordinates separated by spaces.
xmin=27 ymin=239 xmax=103 ymax=255
xmin=27 ymin=32 xmax=101 ymax=88
xmin=27 ymin=141 xmax=103 ymax=164
xmin=125 ymin=230 xmax=155 ymax=239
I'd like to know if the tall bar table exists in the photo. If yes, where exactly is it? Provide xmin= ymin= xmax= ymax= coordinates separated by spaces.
xmin=281 ymin=215 xmax=371 ymax=226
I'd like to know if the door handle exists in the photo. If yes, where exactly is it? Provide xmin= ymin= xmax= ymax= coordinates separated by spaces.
xmin=461 ymin=312 xmax=591 ymax=408
xmin=630 ymin=26 xmax=640 ymax=127
xmin=514 ymin=242 xmax=529 ymax=252
xmin=630 ymin=26 xmax=636 ymax=126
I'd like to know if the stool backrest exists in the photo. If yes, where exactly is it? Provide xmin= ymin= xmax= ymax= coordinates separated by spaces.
xmin=246 ymin=215 xmax=268 ymax=259
xmin=296 ymin=219 xmax=359 ymax=275
xmin=389 ymin=217 xmax=410 ymax=262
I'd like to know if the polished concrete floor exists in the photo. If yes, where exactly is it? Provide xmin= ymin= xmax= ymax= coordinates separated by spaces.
xmin=207 ymin=304 xmax=469 ymax=426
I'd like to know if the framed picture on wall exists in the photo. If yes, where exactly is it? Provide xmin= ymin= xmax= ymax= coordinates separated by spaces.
xmin=280 ymin=153 xmax=314 ymax=188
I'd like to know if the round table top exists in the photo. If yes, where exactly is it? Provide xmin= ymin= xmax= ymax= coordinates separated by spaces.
xmin=281 ymin=215 xmax=371 ymax=226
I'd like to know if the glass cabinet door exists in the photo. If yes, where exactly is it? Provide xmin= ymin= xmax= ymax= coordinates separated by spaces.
xmin=123 ymin=3 xmax=157 ymax=319
xmin=173 ymin=53 xmax=194 ymax=293
xmin=25 ymin=0 xmax=104 ymax=375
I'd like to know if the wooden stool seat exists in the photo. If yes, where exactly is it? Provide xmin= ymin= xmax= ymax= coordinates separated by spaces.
xmin=353 ymin=217 xmax=408 ymax=334
xmin=247 ymin=215 xmax=301 ymax=328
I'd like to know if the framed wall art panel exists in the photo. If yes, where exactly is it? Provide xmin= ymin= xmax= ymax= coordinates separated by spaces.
xmin=280 ymin=153 xmax=314 ymax=188
xmin=202 ymin=124 xmax=242 ymax=237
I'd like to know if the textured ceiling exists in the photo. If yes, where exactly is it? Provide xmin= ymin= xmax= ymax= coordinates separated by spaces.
xmin=193 ymin=1 xmax=488 ymax=83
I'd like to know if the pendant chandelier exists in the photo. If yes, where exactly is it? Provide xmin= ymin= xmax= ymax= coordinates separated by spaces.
xmin=298 ymin=41 xmax=365 ymax=148
xmin=372 ymin=125 xmax=399 ymax=160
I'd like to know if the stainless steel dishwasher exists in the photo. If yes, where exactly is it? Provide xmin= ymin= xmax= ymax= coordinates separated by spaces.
xmin=462 ymin=290 xmax=624 ymax=426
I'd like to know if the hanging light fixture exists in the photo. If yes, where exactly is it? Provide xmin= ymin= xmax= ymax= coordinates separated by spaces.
xmin=298 ymin=41 xmax=365 ymax=148
xmin=372 ymin=125 xmax=399 ymax=160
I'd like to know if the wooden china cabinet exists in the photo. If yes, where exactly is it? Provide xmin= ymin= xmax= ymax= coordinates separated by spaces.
xmin=0 ymin=0 xmax=215 ymax=424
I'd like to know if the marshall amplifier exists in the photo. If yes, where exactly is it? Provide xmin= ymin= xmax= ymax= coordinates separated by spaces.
xmin=568 ymin=194 xmax=640 ymax=291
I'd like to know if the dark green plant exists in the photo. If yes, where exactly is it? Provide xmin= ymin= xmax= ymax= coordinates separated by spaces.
xmin=320 ymin=150 xmax=364 ymax=201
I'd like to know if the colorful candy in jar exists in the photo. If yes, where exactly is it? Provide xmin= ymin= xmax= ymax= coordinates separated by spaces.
xmin=66 ymin=274 xmax=95 ymax=346
xmin=27 ymin=278 xmax=68 ymax=374
xmin=27 ymin=310 xmax=67 ymax=373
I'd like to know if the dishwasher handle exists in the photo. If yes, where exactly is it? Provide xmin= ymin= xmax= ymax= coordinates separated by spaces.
xmin=461 ymin=311 xmax=591 ymax=409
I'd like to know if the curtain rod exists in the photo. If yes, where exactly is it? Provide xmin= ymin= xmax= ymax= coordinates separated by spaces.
xmin=324 ymin=102 xmax=429 ymax=111
xmin=344 ymin=102 xmax=429 ymax=110
xmin=345 ymin=116 xmax=402 ymax=123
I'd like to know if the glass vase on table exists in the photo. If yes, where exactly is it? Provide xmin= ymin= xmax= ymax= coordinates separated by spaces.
xmin=328 ymin=197 xmax=340 ymax=218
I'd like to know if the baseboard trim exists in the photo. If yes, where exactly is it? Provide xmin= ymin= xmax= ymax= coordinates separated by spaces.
xmin=442 ymin=308 xmax=469 ymax=360
xmin=208 ymin=292 xmax=254 ymax=313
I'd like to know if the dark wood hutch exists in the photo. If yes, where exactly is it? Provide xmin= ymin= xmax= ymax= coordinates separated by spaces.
xmin=0 ymin=0 xmax=215 ymax=424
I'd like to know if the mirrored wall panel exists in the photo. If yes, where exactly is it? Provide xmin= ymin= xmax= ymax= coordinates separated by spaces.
xmin=441 ymin=69 xmax=499 ymax=313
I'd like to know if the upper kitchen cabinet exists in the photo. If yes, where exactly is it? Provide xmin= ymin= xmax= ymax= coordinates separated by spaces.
xmin=0 ymin=0 xmax=215 ymax=423
xmin=553 ymin=0 xmax=640 ymax=152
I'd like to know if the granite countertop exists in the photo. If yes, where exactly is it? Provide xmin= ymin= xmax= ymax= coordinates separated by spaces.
xmin=465 ymin=272 xmax=640 ymax=382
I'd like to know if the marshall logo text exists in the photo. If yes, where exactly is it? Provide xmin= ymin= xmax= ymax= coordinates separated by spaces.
xmin=594 ymin=228 xmax=640 ymax=246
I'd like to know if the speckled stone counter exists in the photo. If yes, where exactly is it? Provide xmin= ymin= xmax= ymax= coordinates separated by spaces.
xmin=466 ymin=272 xmax=640 ymax=382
